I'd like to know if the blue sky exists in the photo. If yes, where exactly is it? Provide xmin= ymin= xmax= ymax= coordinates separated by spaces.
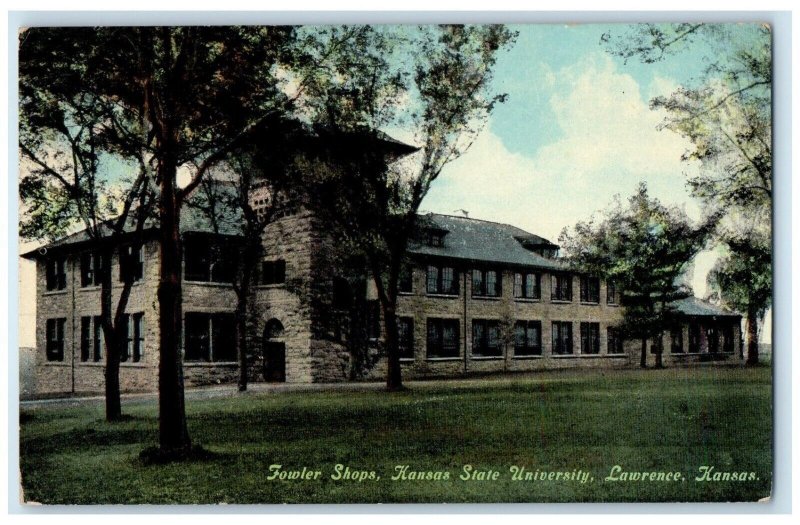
xmin=423 ymin=23 xmax=766 ymax=244
xmin=419 ymin=23 xmax=769 ymax=307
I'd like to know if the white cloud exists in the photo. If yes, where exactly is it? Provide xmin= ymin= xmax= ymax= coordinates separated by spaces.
xmin=424 ymin=52 xmax=704 ymax=244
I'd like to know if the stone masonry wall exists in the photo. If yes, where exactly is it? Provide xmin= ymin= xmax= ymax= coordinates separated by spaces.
xmin=363 ymin=265 xmax=631 ymax=381
xmin=35 ymin=238 xmax=161 ymax=395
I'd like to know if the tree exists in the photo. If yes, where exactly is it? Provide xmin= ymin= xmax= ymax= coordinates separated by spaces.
xmin=601 ymin=23 xmax=772 ymax=364
xmin=19 ymin=57 xmax=155 ymax=421
xmin=299 ymin=25 xmax=517 ymax=390
xmin=186 ymin=120 xmax=306 ymax=391
xmin=707 ymin=232 xmax=771 ymax=365
xmin=20 ymin=26 xmax=301 ymax=456
xmin=559 ymin=183 xmax=718 ymax=368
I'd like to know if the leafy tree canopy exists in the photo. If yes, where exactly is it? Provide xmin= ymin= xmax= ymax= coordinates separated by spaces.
xmin=559 ymin=183 xmax=719 ymax=342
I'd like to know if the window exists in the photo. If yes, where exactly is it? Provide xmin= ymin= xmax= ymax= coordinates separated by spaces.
xmin=92 ymin=316 xmax=103 ymax=361
xmin=367 ymin=300 xmax=381 ymax=340
xmin=580 ymin=322 xmax=600 ymax=354
xmin=332 ymin=277 xmax=352 ymax=310
xmin=472 ymin=269 xmax=501 ymax=297
xmin=261 ymin=260 xmax=286 ymax=285
xmin=551 ymin=273 xmax=572 ymax=302
xmin=670 ymin=327 xmax=684 ymax=354
xmin=119 ymin=244 xmax=144 ymax=283
xmin=513 ymin=272 xmax=540 ymax=300
xmin=426 ymin=231 xmax=445 ymax=247
xmin=184 ymin=236 xmax=237 ymax=283
xmin=80 ymin=316 xmax=92 ymax=362
xmin=606 ymin=281 xmax=618 ymax=305
xmin=426 ymin=318 xmax=460 ymax=358
xmin=45 ymin=318 xmax=66 ymax=361
xmin=607 ymin=327 xmax=624 ymax=354
xmin=399 ymin=265 xmax=413 ymax=294
xmin=79 ymin=316 xmax=106 ymax=363
xmin=472 ymin=319 xmax=502 ymax=357
xmin=551 ymin=321 xmax=573 ymax=355
xmin=426 ymin=264 xmax=458 ymax=295
xmin=45 ymin=257 xmax=66 ymax=291
xmin=689 ymin=323 xmax=701 ymax=353
xmin=580 ymin=276 xmax=600 ymax=303
xmin=184 ymin=312 xmax=237 ymax=362
xmin=514 ymin=320 xmax=542 ymax=356
xmin=397 ymin=317 xmax=414 ymax=359
xmin=80 ymin=252 xmax=107 ymax=287
xmin=120 ymin=313 xmax=145 ymax=363
xmin=723 ymin=325 xmax=735 ymax=353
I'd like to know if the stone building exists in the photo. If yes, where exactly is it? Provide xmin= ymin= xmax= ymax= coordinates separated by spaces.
xmin=22 ymin=200 xmax=743 ymax=395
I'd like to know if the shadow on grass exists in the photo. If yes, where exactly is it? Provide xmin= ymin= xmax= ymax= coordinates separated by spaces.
xmin=138 ymin=444 xmax=229 ymax=466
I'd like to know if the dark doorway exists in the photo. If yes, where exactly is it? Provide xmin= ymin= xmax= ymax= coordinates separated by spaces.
xmin=707 ymin=326 xmax=719 ymax=354
xmin=263 ymin=341 xmax=286 ymax=382
xmin=263 ymin=319 xmax=286 ymax=382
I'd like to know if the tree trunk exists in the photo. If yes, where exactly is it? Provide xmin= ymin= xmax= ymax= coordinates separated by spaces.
xmin=236 ymin=248 xmax=254 ymax=392
xmin=654 ymin=332 xmax=664 ymax=369
xmin=236 ymin=296 xmax=249 ymax=392
xmin=381 ymin=298 xmax=403 ymax=391
xmin=157 ymin=158 xmax=192 ymax=455
xmin=98 ymin=248 xmax=122 ymax=421
xmin=105 ymin=336 xmax=123 ymax=419
xmin=368 ymin=252 xmax=404 ymax=391
xmin=746 ymin=303 xmax=759 ymax=365
xmin=640 ymin=338 xmax=647 ymax=368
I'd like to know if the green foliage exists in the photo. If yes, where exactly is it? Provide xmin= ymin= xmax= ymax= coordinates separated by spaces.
xmin=603 ymin=23 xmax=771 ymax=215
xmin=601 ymin=23 xmax=772 ymax=358
xmin=707 ymin=234 xmax=771 ymax=318
xmin=560 ymin=183 xmax=718 ymax=341
xmin=18 ymin=175 xmax=76 ymax=242
xmin=303 ymin=25 xmax=517 ymax=283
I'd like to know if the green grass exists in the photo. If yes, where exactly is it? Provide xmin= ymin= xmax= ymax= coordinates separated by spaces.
xmin=19 ymin=366 xmax=772 ymax=504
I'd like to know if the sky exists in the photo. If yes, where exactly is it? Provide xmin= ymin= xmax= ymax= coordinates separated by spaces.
xmin=423 ymin=23 xmax=720 ymax=241
xmin=421 ymin=23 xmax=768 ymax=320
xmin=18 ymin=23 xmax=772 ymax=346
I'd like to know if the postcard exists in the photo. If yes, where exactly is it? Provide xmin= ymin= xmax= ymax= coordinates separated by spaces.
xmin=16 ymin=20 xmax=774 ymax=505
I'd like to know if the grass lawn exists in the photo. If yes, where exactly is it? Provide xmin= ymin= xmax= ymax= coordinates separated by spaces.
xmin=19 ymin=366 xmax=772 ymax=504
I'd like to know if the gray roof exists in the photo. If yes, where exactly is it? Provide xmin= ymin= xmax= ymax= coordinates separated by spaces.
xmin=408 ymin=213 xmax=566 ymax=270
xmin=671 ymin=296 xmax=741 ymax=318
xmin=21 ymin=182 xmax=244 ymax=259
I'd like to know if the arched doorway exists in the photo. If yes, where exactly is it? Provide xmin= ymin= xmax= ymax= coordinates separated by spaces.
xmin=263 ymin=319 xmax=286 ymax=382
